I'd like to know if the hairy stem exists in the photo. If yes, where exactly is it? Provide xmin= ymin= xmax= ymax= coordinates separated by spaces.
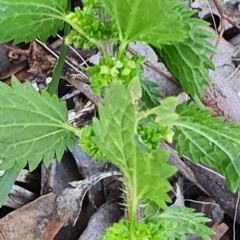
xmin=124 ymin=175 xmax=138 ymax=239
xmin=129 ymin=191 xmax=138 ymax=239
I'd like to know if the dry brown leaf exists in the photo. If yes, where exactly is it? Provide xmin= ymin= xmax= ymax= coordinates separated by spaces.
xmin=0 ymin=172 xmax=121 ymax=240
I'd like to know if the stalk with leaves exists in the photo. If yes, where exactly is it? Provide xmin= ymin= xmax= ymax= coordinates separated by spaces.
xmin=0 ymin=0 xmax=239 ymax=239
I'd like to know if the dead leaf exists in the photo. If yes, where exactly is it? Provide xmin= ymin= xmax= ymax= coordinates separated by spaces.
xmin=0 ymin=172 xmax=121 ymax=240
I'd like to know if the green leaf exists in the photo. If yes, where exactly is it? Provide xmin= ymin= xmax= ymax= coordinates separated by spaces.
xmin=139 ymin=79 xmax=163 ymax=111
xmin=173 ymin=103 xmax=240 ymax=192
xmin=102 ymin=207 xmax=214 ymax=240
xmin=0 ymin=0 xmax=67 ymax=44
xmin=127 ymin=76 xmax=142 ymax=101
xmin=146 ymin=97 xmax=179 ymax=126
xmin=91 ymin=83 xmax=177 ymax=208
xmin=100 ymin=0 xmax=189 ymax=46
xmin=154 ymin=18 xmax=217 ymax=97
xmin=159 ymin=206 xmax=215 ymax=240
xmin=80 ymin=125 xmax=106 ymax=161
xmin=0 ymin=169 xmax=19 ymax=207
xmin=0 ymin=76 xmax=75 ymax=171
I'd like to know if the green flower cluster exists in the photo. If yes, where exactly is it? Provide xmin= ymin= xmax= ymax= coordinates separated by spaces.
xmin=65 ymin=0 xmax=117 ymax=49
xmin=80 ymin=118 xmax=174 ymax=162
xmin=88 ymin=54 xmax=145 ymax=94
xmin=100 ymin=219 xmax=175 ymax=240
xmin=138 ymin=120 xmax=174 ymax=150
xmin=79 ymin=125 xmax=105 ymax=161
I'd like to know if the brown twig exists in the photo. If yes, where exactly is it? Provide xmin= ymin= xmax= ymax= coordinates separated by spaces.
xmin=211 ymin=0 xmax=225 ymax=58
xmin=224 ymin=14 xmax=240 ymax=30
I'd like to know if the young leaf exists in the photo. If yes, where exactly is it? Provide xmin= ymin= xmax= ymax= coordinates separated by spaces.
xmin=173 ymin=103 xmax=240 ymax=192
xmin=154 ymin=17 xmax=216 ymax=97
xmin=91 ymin=83 xmax=177 ymax=208
xmin=159 ymin=206 xmax=215 ymax=240
xmin=0 ymin=0 xmax=67 ymax=44
xmin=144 ymin=97 xmax=179 ymax=126
xmin=100 ymin=0 xmax=189 ymax=46
xmin=0 ymin=76 xmax=75 ymax=171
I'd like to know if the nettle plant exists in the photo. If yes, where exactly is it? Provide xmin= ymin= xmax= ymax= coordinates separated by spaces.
xmin=1 ymin=0 xmax=240 ymax=239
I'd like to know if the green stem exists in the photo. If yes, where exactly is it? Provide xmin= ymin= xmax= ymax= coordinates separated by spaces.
xmin=47 ymin=21 xmax=70 ymax=95
xmin=47 ymin=1 xmax=71 ymax=95
xmin=117 ymin=41 xmax=129 ymax=60
xmin=97 ymin=8 xmax=113 ymax=56
xmin=100 ymin=41 xmax=110 ymax=56
xmin=191 ymin=95 xmax=205 ymax=110
xmin=129 ymin=192 xmax=138 ymax=239
xmin=124 ymin=176 xmax=138 ymax=240
xmin=62 ymin=123 xmax=82 ymax=137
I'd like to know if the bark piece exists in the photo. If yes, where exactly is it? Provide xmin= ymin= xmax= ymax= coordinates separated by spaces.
xmin=3 ymin=185 xmax=36 ymax=209
xmin=41 ymin=151 xmax=80 ymax=196
xmin=0 ymin=43 xmax=28 ymax=80
xmin=79 ymin=203 xmax=123 ymax=240
xmin=202 ymin=31 xmax=240 ymax=120
xmin=212 ymin=223 xmax=228 ymax=240
xmin=202 ymin=70 xmax=240 ymax=120
xmin=184 ymin=160 xmax=240 ymax=224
